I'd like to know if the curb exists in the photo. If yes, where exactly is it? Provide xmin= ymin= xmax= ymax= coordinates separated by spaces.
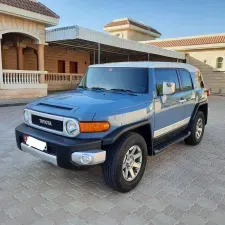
xmin=0 ymin=102 xmax=28 ymax=108
xmin=0 ymin=98 xmax=36 ymax=108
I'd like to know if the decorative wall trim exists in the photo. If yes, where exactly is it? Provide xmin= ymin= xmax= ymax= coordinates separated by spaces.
xmin=0 ymin=29 xmax=42 ymax=44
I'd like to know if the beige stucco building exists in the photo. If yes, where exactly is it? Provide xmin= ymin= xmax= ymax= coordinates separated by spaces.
xmin=104 ymin=18 xmax=225 ymax=94
xmin=146 ymin=34 xmax=225 ymax=94
xmin=1 ymin=0 xmax=223 ymax=100
xmin=0 ymin=0 xmax=186 ymax=100
xmin=0 ymin=0 xmax=93 ymax=99
xmin=0 ymin=0 xmax=184 ymax=100
xmin=104 ymin=18 xmax=161 ymax=41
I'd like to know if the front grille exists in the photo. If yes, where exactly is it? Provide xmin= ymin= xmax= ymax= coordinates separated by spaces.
xmin=31 ymin=114 xmax=63 ymax=132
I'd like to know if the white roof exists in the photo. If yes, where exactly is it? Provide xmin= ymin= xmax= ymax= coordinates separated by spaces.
xmin=46 ymin=26 xmax=185 ymax=60
xmin=90 ymin=62 xmax=198 ymax=72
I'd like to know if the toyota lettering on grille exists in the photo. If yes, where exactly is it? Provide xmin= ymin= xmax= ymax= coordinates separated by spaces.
xmin=39 ymin=119 xmax=52 ymax=126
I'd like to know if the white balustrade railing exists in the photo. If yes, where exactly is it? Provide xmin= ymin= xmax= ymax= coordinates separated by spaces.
xmin=1 ymin=70 xmax=82 ymax=90
xmin=45 ymin=73 xmax=83 ymax=82
xmin=3 ymin=70 xmax=45 ymax=85
xmin=45 ymin=73 xmax=83 ymax=91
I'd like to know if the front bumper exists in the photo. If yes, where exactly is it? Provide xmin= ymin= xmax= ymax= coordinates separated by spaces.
xmin=15 ymin=123 xmax=106 ymax=167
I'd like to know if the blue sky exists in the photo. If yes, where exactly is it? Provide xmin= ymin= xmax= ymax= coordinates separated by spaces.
xmin=43 ymin=0 xmax=225 ymax=39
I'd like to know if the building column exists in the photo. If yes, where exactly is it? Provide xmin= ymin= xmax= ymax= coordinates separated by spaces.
xmin=38 ymin=44 xmax=45 ymax=83
xmin=98 ymin=43 xmax=101 ymax=64
xmin=185 ymin=53 xmax=190 ymax=63
xmin=0 ymin=37 xmax=3 ymax=89
xmin=93 ymin=49 xmax=95 ymax=64
xmin=17 ymin=46 xmax=24 ymax=70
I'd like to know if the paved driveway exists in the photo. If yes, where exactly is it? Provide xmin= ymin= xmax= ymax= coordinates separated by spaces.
xmin=0 ymin=96 xmax=225 ymax=225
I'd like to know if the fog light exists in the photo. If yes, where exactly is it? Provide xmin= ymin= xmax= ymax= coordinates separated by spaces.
xmin=80 ymin=154 xmax=92 ymax=165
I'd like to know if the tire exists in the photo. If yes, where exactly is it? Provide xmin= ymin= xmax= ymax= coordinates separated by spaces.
xmin=102 ymin=132 xmax=148 ymax=193
xmin=185 ymin=111 xmax=205 ymax=146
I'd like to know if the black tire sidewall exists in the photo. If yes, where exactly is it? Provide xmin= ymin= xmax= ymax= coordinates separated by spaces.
xmin=112 ymin=133 xmax=148 ymax=192
xmin=187 ymin=111 xmax=205 ymax=145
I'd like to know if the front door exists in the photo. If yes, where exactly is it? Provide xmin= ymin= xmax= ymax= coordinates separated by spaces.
xmin=154 ymin=68 xmax=187 ymax=138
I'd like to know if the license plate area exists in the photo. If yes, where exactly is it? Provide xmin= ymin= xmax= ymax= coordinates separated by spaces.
xmin=25 ymin=136 xmax=47 ymax=151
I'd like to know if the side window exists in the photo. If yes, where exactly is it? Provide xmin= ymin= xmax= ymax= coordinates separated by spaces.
xmin=155 ymin=69 xmax=181 ymax=95
xmin=179 ymin=69 xmax=193 ymax=91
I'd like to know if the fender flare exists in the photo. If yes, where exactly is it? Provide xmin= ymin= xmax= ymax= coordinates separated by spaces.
xmin=190 ymin=101 xmax=208 ymax=124
xmin=102 ymin=119 xmax=152 ymax=147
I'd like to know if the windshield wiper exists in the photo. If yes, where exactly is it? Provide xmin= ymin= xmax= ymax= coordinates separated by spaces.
xmin=78 ymin=85 xmax=88 ymax=90
xmin=90 ymin=87 xmax=106 ymax=91
xmin=110 ymin=88 xmax=137 ymax=96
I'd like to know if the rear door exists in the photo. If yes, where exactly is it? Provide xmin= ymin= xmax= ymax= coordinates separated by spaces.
xmin=154 ymin=68 xmax=187 ymax=138
xmin=178 ymin=69 xmax=196 ymax=120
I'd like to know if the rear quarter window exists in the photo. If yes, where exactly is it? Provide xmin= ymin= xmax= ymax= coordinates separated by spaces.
xmin=179 ymin=69 xmax=193 ymax=91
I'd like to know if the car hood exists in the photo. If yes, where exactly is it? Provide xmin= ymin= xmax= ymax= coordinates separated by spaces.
xmin=27 ymin=90 xmax=149 ymax=120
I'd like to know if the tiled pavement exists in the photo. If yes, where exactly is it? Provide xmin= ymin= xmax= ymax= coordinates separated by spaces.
xmin=0 ymin=96 xmax=225 ymax=225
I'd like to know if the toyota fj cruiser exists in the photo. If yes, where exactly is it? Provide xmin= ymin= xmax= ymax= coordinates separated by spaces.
xmin=15 ymin=62 xmax=208 ymax=192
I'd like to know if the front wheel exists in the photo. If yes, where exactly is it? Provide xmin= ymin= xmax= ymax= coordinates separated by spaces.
xmin=185 ymin=111 xmax=205 ymax=145
xmin=102 ymin=132 xmax=147 ymax=193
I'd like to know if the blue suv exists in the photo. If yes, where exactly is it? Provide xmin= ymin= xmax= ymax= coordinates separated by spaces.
xmin=15 ymin=62 xmax=208 ymax=192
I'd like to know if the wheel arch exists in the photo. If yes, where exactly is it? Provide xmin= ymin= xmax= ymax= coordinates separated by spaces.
xmin=191 ymin=101 xmax=208 ymax=125
xmin=102 ymin=120 xmax=153 ymax=156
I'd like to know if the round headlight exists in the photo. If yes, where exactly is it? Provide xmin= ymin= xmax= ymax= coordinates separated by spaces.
xmin=66 ymin=120 xmax=78 ymax=136
xmin=24 ymin=110 xmax=29 ymax=123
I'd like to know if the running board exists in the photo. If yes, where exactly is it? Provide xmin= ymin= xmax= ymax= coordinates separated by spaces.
xmin=153 ymin=131 xmax=191 ymax=154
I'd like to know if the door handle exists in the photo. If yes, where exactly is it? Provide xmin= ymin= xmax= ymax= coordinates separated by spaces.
xmin=179 ymin=99 xmax=187 ymax=103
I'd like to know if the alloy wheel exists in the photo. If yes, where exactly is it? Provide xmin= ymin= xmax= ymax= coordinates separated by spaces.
xmin=122 ymin=145 xmax=142 ymax=181
xmin=196 ymin=118 xmax=203 ymax=139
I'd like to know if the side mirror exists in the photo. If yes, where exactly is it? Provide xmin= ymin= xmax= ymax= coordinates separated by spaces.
xmin=162 ymin=82 xmax=175 ymax=95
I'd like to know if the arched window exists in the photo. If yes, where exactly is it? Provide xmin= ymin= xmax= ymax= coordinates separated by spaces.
xmin=216 ymin=57 xmax=223 ymax=69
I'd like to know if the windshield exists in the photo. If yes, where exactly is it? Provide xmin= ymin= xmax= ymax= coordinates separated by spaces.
xmin=79 ymin=67 xmax=148 ymax=93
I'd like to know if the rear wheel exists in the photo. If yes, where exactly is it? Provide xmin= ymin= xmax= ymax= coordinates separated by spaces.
xmin=185 ymin=111 xmax=205 ymax=145
xmin=102 ymin=132 xmax=147 ymax=193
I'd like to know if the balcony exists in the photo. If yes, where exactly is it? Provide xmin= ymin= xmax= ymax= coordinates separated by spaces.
xmin=2 ymin=70 xmax=83 ymax=91
xmin=45 ymin=73 xmax=83 ymax=91
xmin=2 ymin=70 xmax=47 ymax=89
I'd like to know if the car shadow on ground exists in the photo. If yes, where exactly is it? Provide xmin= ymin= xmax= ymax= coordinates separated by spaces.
xmin=30 ymin=139 xmax=200 ymax=196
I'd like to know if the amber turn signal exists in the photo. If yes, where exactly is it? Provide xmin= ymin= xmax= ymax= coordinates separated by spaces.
xmin=79 ymin=122 xmax=110 ymax=133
